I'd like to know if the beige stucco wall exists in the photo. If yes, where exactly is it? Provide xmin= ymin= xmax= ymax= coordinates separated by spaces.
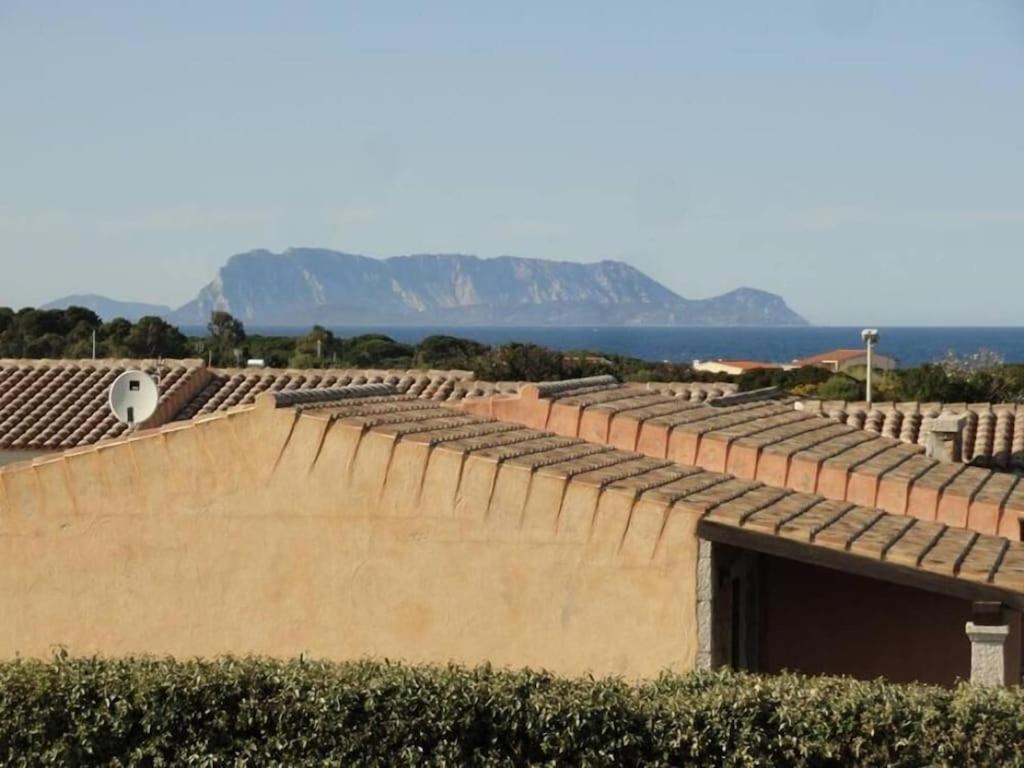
xmin=0 ymin=404 xmax=699 ymax=678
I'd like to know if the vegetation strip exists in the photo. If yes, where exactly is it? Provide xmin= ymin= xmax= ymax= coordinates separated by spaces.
xmin=1 ymin=657 xmax=1023 ymax=767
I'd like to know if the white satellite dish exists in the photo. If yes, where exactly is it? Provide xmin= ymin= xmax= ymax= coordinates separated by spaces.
xmin=109 ymin=370 xmax=160 ymax=426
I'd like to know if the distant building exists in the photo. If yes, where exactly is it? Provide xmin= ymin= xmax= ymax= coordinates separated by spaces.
xmin=693 ymin=359 xmax=786 ymax=376
xmin=794 ymin=348 xmax=897 ymax=374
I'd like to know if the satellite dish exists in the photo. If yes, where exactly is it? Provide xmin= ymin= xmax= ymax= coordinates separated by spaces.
xmin=109 ymin=370 xmax=160 ymax=426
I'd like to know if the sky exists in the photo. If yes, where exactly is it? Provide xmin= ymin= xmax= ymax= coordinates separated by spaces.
xmin=1 ymin=1 xmax=1022 ymax=325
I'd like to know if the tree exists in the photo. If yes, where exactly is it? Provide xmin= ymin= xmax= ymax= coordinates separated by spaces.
xmin=124 ymin=316 xmax=188 ymax=358
xmin=814 ymin=374 xmax=864 ymax=401
xmin=475 ymin=343 xmax=565 ymax=382
xmin=24 ymin=332 xmax=66 ymax=359
xmin=415 ymin=335 xmax=489 ymax=368
xmin=293 ymin=326 xmax=337 ymax=367
xmin=0 ymin=307 xmax=15 ymax=335
xmin=62 ymin=306 xmax=102 ymax=336
xmin=100 ymin=318 xmax=133 ymax=357
xmin=341 ymin=335 xmax=415 ymax=367
xmin=207 ymin=311 xmax=247 ymax=366
xmin=737 ymin=365 xmax=831 ymax=393
xmin=892 ymin=364 xmax=974 ymax=402
xmin=0 ymin=307 xmax=17 ymax=357
xmin=939 ymin=348 xmax=1005 ymax=378
xmin=13 ymin=308 xmax=52 ymax=339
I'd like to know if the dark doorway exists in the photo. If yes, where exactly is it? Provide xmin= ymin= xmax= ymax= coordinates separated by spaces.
xmin=712 ymin=544 xmax=761 ymax=671
xmin=709 ymin=545 xmax=1022 ymax=686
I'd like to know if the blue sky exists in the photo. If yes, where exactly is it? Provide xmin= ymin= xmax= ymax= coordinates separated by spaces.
xmin=1 ymin=1 xmax=1022 ymax=324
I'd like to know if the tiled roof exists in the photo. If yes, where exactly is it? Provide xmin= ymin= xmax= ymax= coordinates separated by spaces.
xmin=625 ymin=380 xmax=740 ymax=402
xmin=457 ymin=378 xmax=1024 ymax=538
xmin=797 ymin=400 xmax=1024 ymax=472
xmin=0 ymin=360 xmax=480 ymax=450
xmin=696 ymin=488 xmax=1024 ymax=609
xmin=795 ymin=349 xmax=870 ymax=365
xmin=0 ymin=359 xmax=743 ymax=453
xmin=700 ymin=360 xmax=777 ymax=371
xmin=171 ymin=367 xmax=483 ymax=419
xmin=0 ymin=359 xmax=211 ymax=451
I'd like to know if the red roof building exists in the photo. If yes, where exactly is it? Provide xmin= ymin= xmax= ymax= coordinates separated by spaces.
xmin=795 ymin=348 xmax=897 ymax=373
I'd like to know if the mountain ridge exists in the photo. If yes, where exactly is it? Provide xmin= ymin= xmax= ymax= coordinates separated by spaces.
xmin=164 ymin=248 xmax=808 ymax=327
xmin=41 ymin=249 xmax=808 ymax=327
xmin=42 ymin=294 xmax=173 ymax=322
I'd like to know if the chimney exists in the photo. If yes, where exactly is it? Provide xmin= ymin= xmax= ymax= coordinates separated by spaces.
xmin=925 ymin=413 xmax=967 ymax=463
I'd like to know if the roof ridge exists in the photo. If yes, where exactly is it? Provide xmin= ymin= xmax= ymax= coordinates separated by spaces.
xmin=257 ymin=383 xmax=400 ymax=409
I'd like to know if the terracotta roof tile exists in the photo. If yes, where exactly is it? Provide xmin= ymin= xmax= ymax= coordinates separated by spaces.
xmin=0 ymin=360 xmax=480 ymax=450
xmin=795 ymin=349 xmax=872 ymax=365
xmin=458 ymin=381 xmax=1023 ymax=538
xmin=796 ymin=399 xmax=1024 ymax=471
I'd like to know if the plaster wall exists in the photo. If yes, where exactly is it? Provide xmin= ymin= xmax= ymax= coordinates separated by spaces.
xmin=0 ymin=404 xmax=699 ymax=678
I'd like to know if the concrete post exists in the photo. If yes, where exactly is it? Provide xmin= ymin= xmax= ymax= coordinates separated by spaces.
xmin=925 ymin=413 xmax=967 ymax=463
xmin=866 ymin=340 xmax=873 ymax=408
xmin=966 ymin=622 xmax=1010 ymax=687
xmin=696 ymin=539 xmax=713 ymax=670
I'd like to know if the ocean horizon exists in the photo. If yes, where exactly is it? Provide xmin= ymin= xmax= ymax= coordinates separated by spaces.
xmin=180 ymin=325 xmax=1024 ymax=367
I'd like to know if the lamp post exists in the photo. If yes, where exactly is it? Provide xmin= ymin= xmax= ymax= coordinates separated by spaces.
xmin=861 ymin=329 xmax=879 ymax=408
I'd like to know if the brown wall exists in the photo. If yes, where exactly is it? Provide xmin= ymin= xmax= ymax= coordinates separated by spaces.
xmin=758 ymin=555 xmax=1022 ymax=686
xmin=0 ymin=405 xmax=699 ymax=678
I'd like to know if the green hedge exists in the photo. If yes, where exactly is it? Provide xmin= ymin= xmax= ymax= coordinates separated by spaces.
xmin=1 ymin=657 xmax=1023 ymax=767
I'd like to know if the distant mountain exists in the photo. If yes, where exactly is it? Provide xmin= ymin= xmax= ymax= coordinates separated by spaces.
xmin=166 ymin=248 xmax=808 ymax=327
xmin=42 ymin=294 xmax=172 ymax=322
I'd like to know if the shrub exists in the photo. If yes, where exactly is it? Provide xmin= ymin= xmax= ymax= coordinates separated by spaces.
xmin=337 ymin=334 xmax=415 ymax=368
xmin=737 ymin=366 xmax=831 ymax=393
xmin=814 ymin=374 xmax=864 ymax=401
xmin=891 ymin=363 xmax=977 ymax=402
xmin=0 ymin=657 xmax=1023 ymax=766
xmin=473 ymin=342 xmax=566 ymax=381
xmin=416 ymin=334 xmax=490 ymax=368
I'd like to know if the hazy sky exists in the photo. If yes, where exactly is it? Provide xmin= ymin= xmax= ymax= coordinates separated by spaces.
xmin=1 ymin=1 xmax=1022 ymax=325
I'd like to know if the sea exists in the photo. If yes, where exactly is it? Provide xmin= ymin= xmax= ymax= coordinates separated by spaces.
xmin=224 ymin=326 xmax=1024 ymax=367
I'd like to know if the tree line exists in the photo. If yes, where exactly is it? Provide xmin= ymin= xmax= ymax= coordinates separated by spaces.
xmin=3 ymin=305 xmax=1022 ymax=401
xmin=0 ymin=306 xmax=707 ymax=383
xmin=0 ymin=306 xmax=188 ymax=360
xmin=737 ymin=353 xmax=1024 ymax=403
xmin=0 ymin=306 xmax=249 ymax=365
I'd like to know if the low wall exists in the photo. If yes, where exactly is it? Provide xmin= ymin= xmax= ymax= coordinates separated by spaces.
xmin=0 ymin=402 xmax=699 ymax=678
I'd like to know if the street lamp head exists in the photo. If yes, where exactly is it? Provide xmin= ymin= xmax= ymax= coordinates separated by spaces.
xmin=861 ymin=328 xmax=879 ymax=344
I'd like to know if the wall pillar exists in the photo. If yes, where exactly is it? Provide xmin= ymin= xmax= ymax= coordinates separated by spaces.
xmin=967 ymin=602 xmax=1010 ymax=687
xmin=696 ymin=539 xmax=713 ymax=670
xmin=967 ymin=624 xmax=1010 ymax=686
